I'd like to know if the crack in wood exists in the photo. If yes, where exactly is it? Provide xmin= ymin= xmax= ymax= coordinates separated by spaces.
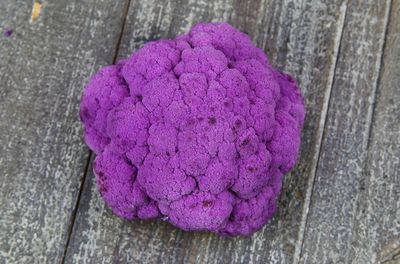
xmin=60 ymin=0 xmax=133 ymax=263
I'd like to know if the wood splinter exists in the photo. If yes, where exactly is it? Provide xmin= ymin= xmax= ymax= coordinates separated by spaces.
xmin=31 ymin=1 xmax=42 ymax=23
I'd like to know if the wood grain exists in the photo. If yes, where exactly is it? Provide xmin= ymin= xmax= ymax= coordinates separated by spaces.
xmin=65 ymin=0 xmax=349 ymax=263
xmin=299 ymin=1 xmax=394 ymax=263
xmin=350 ymin=1 xmax=400 ymax=263
xmin=0 ymin=1 xmax=128 ymax=263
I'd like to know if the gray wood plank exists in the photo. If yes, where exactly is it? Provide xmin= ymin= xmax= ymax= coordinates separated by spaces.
xmin=299 ymin=1 xmax=393 ymax=263
xmin=350 ymin=1 xmax=400 ymax=263
xmin=0 ymin=1 xmax=128 ymax=263
xmin=65 ymin=0 xmax=348 ymax=263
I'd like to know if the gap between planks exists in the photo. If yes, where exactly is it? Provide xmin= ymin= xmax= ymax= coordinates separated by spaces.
xmin=61 ymin=152 xmax=92 ymax=264
xmin=363 ymin=0 xmax=393 ymax=159
xmin=60 ymin=0 xmax=132 ymax=262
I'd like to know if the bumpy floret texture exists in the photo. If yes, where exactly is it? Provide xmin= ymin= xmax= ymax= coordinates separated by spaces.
xmin=79 ymin=22 xmax=305 ymax=236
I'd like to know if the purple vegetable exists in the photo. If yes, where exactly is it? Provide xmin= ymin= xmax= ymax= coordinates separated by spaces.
xmin=4 ymin=28 xmax=13 ymax=37
xmin=79 ymin=22 xmax=305 ymax=236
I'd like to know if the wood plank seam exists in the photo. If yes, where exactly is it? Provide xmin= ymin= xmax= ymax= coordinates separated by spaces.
xmin=112 ymin=0 xmax=133 ymax=64
xmin=293 ymin=2 xmax=349 ymax=263
xmin=61 ymin=152 xmax=93 ymax=264
xmin=364 ymin=0 xmax=393 ymax=158
xmin=60 ymin=1 xmax=132 ymax=263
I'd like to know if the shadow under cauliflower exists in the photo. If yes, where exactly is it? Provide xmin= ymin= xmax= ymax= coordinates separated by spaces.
xmin=79 ymin=22 xmax=305 ymax=236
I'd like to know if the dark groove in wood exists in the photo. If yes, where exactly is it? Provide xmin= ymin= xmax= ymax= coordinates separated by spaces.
xmin=61 ymin=152 xmax=92 ymax=264
xmin=61 ymin=0 xmax=132 ymax=262
xmin=113 ymin=0 xmax=132 ymax=63
xmin=364 ymin=0 xmax=393 ymax=154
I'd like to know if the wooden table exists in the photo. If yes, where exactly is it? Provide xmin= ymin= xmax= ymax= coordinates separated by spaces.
xmin=1 ymin=1 xmax=399 ymax=263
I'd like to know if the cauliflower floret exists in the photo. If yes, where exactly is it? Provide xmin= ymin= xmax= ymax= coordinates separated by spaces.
xmin=80 ymin=22 xmax=305 ymax=236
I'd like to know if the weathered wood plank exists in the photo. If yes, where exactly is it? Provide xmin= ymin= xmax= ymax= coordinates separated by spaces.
xmin=299 ymin=1 xmax=393 ymax=263
xmin=0 ymin=1 xmax=128 ymax=263
xmin=65 ymin=0 xmax=348 ymax=263
xmin=350 ymin=1 xmax=400 ymax=263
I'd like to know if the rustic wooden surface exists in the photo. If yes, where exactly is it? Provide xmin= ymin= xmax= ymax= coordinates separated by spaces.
xmin=0 ymin=0 xmax=398 ymax=263
xmin=300 ymin=1 xmax=394 ymax=263
xmin=0 ymin=1 xmax=128 ymax=263
xmin=351 ymin=1 xmax=400 ymax=263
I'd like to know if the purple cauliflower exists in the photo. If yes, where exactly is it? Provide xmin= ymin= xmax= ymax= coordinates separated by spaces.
xmin=79 ymin=22 xmax=305 ymax=236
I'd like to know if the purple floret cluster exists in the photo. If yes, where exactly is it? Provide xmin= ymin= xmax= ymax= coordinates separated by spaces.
xmin=79 ymin=22 xmax=305 ymax=236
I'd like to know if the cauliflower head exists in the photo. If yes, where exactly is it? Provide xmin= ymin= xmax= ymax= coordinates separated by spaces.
xmin=79 ymin=22 xmax=305 ymax=236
